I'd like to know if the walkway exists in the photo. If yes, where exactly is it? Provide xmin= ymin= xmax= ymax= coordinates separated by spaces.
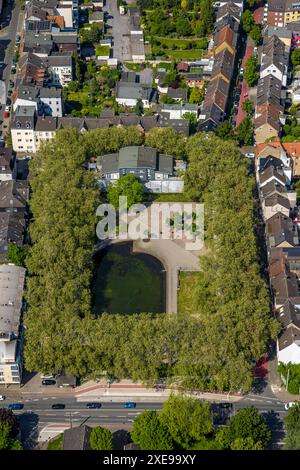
xmin=235 ymin=43 xmax=254 ymax=127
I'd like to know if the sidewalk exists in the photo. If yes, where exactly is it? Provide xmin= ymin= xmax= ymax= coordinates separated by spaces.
xmin=267 ymin=356 xmax=300 ymax=403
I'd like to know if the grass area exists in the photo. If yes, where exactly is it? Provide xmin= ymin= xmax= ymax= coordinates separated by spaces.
xmin=95 ymin=45 xmax=110 ymax=57
xmin=93 ymin=247 xmax=165 ymax=314
xmin=178 ymin=271 xmax=203 ymax=315
xmin=66 ymin=91 xmax=89 ymax=106
xmin=47 ymin=434 xmax=63 ymax=450
xmin=148 ymin=193 xmax=192 ymax=203
xmin=152 ymin=37 xmax=208 ymax=49
xmin=124 ymin=63 xmax=144 ymax=72
xmin=164 ymin=49 xmax=203 ymax=60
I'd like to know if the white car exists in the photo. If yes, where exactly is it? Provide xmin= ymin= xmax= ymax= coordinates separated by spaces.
xmin=0 ymin=395 xmax=5 ymax=401
xmin=5 ymin=105 xmax=10 ymax=112
xmin=285 ymin=402 xmax=297 ymax=410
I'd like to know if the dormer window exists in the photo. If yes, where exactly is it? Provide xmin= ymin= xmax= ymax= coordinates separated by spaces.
xmin=26 ymin=122 xmax=31 ymax=129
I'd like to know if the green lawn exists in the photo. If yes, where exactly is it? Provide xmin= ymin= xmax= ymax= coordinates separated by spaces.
xmin=165 ymin=49 xmax=203 ymax=60
xmin=152 ymin=37 xmax=208 ymax=49
xmin=66 ymin=91 xmax=89 ymax=106
xmin=149 ymin=193 xmax=192 ymax=203
xmin=47 ymin=434 xmax=63 ymax=450
xmin=95 ymin=45 xmax=110 ymax=57
xmin=178 ymin=271 xmax=202 ymax=315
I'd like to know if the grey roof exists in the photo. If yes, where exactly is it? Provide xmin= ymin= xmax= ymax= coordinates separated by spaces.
xmin=16 ymin=84 xmax=40 ymax=103
xmin=167 ymin=87 xmax=187 ymax=100
xmin=216 ymin=1 xmax=241 ymax=22
xmin=0 ymin=213 xmax=25 ymax=262
xmin=0 ymin=264 xmax=26 ymax=339
xmin=24 ymin=31 xmax=53 ymax=55
xmin=12 ymin=106 xmax=36 ymax=130
xmin=256 ymin=76 xmax=283 ymax=109
xmin=46 ymin=54 xmax=72 ymax=67
xmin=259 ymin=166 xmax=287 ymax=186
xmin=98 ymin=153 xmax=119 ymax=173
xmin=278 ymin=299 xmax=300 ymax=329
xmin=0 ymin=181 xmax=29 ymax=211
xmin=0 ymin=149 xmax=15 ymax=176
xmin=271 ymin=270 xmax=299 ymax=301
xmin=267 ymin=26 xmax=292 ymax=39
xmin=57 ymin=375 xmax=76 ymax=387
xmin=258 ymin=156 xmax=284 ymax=174
xmin=116 ymin=82 xmax=153 ymax=101
xmin=35 ymin=116 xmax=57 ymax=131
xmin=119 ymin=146 xmax=157 ymax=169
xmin=261 ymin=180 xmax=287 ymax=199
xmin=278 ymin=325 xmax=300 ymax=351
xmin=52 ymin=34 xmax=78 ymax=45
xmin=211 ymin=48 xmax=235 ymax=82
xmin=161 ymin=103 xmax=198 ymax=112
xmin=39 ymin=86 xmax=62 ymax=98
xmin=25 ymin=20 xmax=52 ymax=31
xmin=261 ymin=35 xmax=288 ymax=74
xmin=264 ymin=194 xmax=291 ymax=210
xmin=63 ymin=426 xmax=92 ymax=451
xmin=158 ymin=115 xmax=190 ymax=135
xmin=266 ymin=212 xmax=296 ymax=248
xmin=89 ymin=11 xmax=104 ymax=22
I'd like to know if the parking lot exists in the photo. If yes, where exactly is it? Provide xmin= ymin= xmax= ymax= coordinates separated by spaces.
xmin=104 ymin=0 xmax=133 ymax=62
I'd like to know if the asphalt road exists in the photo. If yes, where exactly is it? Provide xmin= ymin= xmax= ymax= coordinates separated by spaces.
xmin=0 ymin=0 xmax=21 ymax=127
xmin=104 ymin=0 xmax=131 ymax=61
xmin=0 ymin=394 xmax=287 ymax=449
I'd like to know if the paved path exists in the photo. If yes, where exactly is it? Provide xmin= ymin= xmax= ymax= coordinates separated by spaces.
xmin=236 ymin=43 xmax=253 ymax=128
xmin=104 ymin=0 xmax=131 ymax=61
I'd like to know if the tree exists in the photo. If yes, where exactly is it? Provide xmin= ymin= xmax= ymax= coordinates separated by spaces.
xmin=225 ymin=407 xmax=271 ymax=449
xmin=0 ymin=422 xmax=22 ymax=450
xmin=291 ymin=48 xmax=300 ymax=68
xmin=145 ymin=128 xmax=187 ymax=157
xmin=5 ymin=243 xmax=26 ymax=267
xmin=107 ymin=174 xmax=144 ymax=209
xmin=215 ymin=120 xmax=234 ymax=140
xmin=235 ymin=116 xmax=253 ymax=146
xmin=159 ymin=395 xmax=213 ymax=449
xmin=135 ymin=98 xmax=144 ymax=116
xmin=244 ymin=54 xmax=259 ymax=87
xmin=0 ymin=409 xmax=18 ymax=437
xmin=242 ymin=99 xmax=254 ymax=115
xmin=183 ymin=112 xmax=197 ymax=133
xmin=90 ymin=426 xmax=113 ymax=450
xmin=176 ymin=17 xmax=192 ymax=36
xmin=242 ymin=10 xmax=254 ymax=33
xmin=284 ymin=403 xmax=300 ymax=449
xmin=131 ymin=410 xmax=174 ymax=450
xmin=189 ymin=87 xmax=204 ymax=105
xmin=249 ymin=25 xmax=262 ymax=45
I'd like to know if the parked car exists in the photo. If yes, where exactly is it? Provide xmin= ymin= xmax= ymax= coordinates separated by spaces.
xmin=123 ymin=402 xmax=136 ymax=409
xmin=51 ymin=403 xmax=65 ymax=409
xmin=5 ymin=105 xmax=10 ymax=112
xmin=15 ymin=34 xmax=21 ymax=42
xmin=42 ymin=379 xmax=56 ymax=386
xmin=0 ymin=395 xmax=5 ymax=401
xmin=8 ymin=403 xmax=24 ymax=410
xmin=86 ymin=402 xmax=102 ymax=409
xmin=7 ymin=90 xmax=12 ymax=96
xmin=41 ymin=374 xmax=55 ymax=379
xmin=285 ymin=402 xmax=298 ymax=410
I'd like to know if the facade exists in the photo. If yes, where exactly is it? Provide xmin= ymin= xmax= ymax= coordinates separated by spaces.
xmin=11 ymin=106 xmax=36 ymax=154
xmin=0 ymin=265 xmax=26 ymax=385
xmin=47 ymin=55 xmax=73 ymax=87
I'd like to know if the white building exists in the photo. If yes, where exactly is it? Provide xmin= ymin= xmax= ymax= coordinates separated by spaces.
xmin=47 ymin=55 xmax=73 ymax=87
xmin=0 ymin=265 xmax=26 ymax=385
xmin=11 ymin=106 xmax=36 ymax=154
xmin=39 ymin=87 xmax=63 ymax=117
xmin=277 ymin=300 xmax=300 ymax=365
xmin=161 ymin=104 xmax=199 ymax=120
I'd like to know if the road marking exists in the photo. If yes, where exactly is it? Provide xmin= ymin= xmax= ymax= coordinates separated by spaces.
xmin=42 ymin=398 xmax=49 ymax=401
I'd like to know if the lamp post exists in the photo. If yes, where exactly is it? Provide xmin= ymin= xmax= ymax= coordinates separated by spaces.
xmin=286 ymin=369 xmax=290 ymax=392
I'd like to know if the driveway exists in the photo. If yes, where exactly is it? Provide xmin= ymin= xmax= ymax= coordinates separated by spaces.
xmin=104 ymin=0 xmax=132 ymax=61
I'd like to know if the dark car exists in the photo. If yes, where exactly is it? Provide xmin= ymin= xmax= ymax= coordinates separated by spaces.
xmin=51 ymin=403 xmax=65 ymax=409
xmin=86 ymin=402 xmax=102 ymax=409
xmin=8 ymin=403 xmax=24 ymax=410
xmin=42 ymin=379 xmax=56 ymax=386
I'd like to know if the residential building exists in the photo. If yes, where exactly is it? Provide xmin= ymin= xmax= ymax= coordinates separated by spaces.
xmin=46 ymin=54 xmax=73 ymax=87
xmin=0 ymin=181 xmax=29 ymax=213
xmin=277 ymin=300 xmax=300 ymax=364
xmin=63 ymin=426 xmax=92 ymax=450
xmin=0 ymin=149 xmax=16 ymax=182
xmin=266 ymin=212 xmax=298 ymax=249
xmin=39 ymin=87 xmax=63 ymax=116
xmin=116 ymin=81 xmax=156 ymax=108
xmin=11 ymin=106 xmax=36 ymax=154
xmin=0 ymin=265 xmax=26 ymax=385
xmin=0 ymin=213 xmax=25 ymax=263
xmin=167 ymin=87 xmax=187 ymax=102
xmin=161 ymin=104 xmax=198 ymax=120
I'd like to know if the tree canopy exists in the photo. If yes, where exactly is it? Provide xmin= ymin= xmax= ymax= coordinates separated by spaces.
xmin=131 ymin=410 xmax=174 ymax=450
xmin=107 ymin=174 xmax=144 ymax=209
xmin=244 ymin=54 xmax=259 ymax=87
xmin=90 ymin=426 xmax=113 ymax=450
xmin=284 ymin=402 xmax=300 ymax=449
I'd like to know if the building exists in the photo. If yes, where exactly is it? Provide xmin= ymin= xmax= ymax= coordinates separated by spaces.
xmin=277 ymin=300 xmax=300 ymax=364
xmin=0 ymin=149 xmax=16 ymax=182
xmin=63 ymin=425 xmax=92 ymax=450
xmin=46 ymin=54 xmax=73 ymax=87
xmin=39 ymin=87 xmax=63 ymax=116
xmin=161 ymin=104 xmax=198 ymax=120
xmin=11 ymin=106 xmax=36 ymax=154
xmin=116 ymin=82 xmax=156 ymax=108
xmin=0 ymin=265 xmax=26 ymax=385
xmin=0 ymin=214 xmax=25 ymax=263
xmin=97 ymin=146 xmax=175 ymax=183
xmin=0 ymin=180 xmax=29 ymax=213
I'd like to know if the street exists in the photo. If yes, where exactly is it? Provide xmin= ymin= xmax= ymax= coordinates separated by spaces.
xmin=0 ymin=393 xmax=287 ymax=449
xmin=0 ymin=0 xmax=22 ymax=128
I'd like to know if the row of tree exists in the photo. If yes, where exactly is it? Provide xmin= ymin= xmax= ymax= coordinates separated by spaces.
xmin=24 ymin=128 xmax=278 ymax=392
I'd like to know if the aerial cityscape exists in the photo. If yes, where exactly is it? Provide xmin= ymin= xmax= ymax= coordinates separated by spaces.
xmin=0 ymin=0 xmax=300 ymax=455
